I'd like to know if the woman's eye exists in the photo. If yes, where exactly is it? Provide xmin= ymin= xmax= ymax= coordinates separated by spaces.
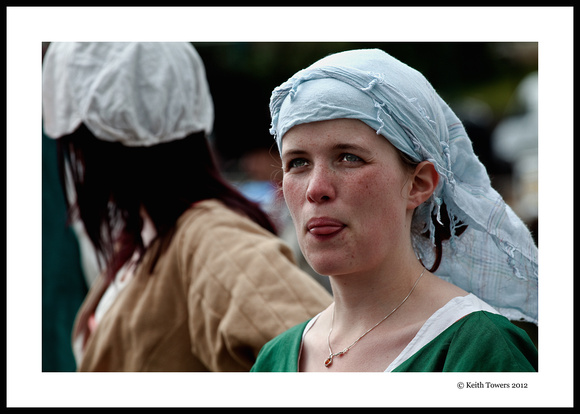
xmin=341 ymin=153 xmax=362 ymax=163
xmin=287 ymin=158 xmax=309 ymax=170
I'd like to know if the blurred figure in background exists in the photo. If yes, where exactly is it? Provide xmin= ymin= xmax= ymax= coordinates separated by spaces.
xmin=42 ymin=42 xmax=331 ymax=371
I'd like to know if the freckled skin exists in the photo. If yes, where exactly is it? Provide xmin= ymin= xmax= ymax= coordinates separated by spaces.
xmin=280 ymin=119 xmax=471 ymax=372
xmin=281 ymin=119 xmax=415 ymax=279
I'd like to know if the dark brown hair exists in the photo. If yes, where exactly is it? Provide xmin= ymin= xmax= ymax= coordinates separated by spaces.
xmin=57 ymin=124 xmax=277 ymax=283
xmin=397 ymin=151 xmax=467 ymax=273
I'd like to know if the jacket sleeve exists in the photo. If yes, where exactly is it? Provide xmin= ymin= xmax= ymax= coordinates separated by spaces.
xmin=176 ymin=202 xmax=332 ymax=372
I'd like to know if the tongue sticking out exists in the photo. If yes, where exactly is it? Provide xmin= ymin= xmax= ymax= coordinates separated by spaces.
xmin=309 ymin=225 xmax=344 ymax=235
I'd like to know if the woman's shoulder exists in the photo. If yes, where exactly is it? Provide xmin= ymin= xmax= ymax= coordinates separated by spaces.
xmin=452 ymin=310 xmax=538 ymax=367
xmin=266 ymin=319 xmax=311 ymax=348
xmin=172 ymin=198 xmax=296 ymax=272
xmin=415 ymin=293 xmax=512 ymax=348
xmin=180 ymin=199 xmax=240 ymax=224
xmin=454 ymin=309 xmax=535 ymax=346
xmin=251 ymin=319 xmax=311 ymax=372
xmin=177 ymin=199 xmax=273 ymax=240
xmin=389 ymin=292 xmax=537 ymax=372
xmin=188 ymin=199 xmax=269 ymax=226
xmin=400 ymin=308 xmax=538 ymax=372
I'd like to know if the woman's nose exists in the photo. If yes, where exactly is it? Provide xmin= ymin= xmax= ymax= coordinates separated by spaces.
xmin=306 ymin=165 xmax=336 ymax=203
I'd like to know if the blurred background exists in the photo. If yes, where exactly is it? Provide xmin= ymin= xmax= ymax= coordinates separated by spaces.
xmin=42 ymin=42 xmax=538 ymax=371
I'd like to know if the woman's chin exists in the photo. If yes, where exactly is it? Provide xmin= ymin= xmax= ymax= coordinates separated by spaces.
xmin=305 ymin=257 xmax=346 ymax=278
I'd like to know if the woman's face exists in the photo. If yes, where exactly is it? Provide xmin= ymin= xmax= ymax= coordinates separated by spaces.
xmin=281 ymin=118 xmax=415 ymax=277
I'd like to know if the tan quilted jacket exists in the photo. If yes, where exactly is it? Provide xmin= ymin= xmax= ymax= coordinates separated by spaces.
xmin=72 ymin=199 xmax=332 ymax=371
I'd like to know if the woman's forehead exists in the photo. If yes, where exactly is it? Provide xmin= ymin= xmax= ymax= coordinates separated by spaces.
xmin=281 ymin=118 xmax=395 ymax=155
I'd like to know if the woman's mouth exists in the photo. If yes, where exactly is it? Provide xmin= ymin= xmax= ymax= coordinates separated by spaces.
xmin=306 ymin=217 xmax=346 ymax=237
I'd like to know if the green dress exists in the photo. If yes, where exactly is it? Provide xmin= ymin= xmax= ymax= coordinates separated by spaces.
xmin=251 ymin=295 xmax=538 ymax=372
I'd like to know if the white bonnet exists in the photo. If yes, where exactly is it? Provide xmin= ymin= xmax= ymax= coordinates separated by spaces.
xmin=42 ymin=42 xmax=214 ymax=146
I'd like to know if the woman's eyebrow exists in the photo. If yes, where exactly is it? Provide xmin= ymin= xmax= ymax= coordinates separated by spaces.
xmin=282 ymin=143 xmax=371 ymax=157
xmin=331 ymin=143 xmax=369 ymax=152
xmin=281 ymin=148 xmax=307 ymax=159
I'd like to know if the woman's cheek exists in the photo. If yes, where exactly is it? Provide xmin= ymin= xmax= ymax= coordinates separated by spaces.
xmin=282 ymin=178 xmax=303 ymax=213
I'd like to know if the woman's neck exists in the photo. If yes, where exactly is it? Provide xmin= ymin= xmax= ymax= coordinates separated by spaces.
xmin=327 ymin=257 xmax=427 ymax=328
xmin=139 ymin=206 xmax=157 ymax=248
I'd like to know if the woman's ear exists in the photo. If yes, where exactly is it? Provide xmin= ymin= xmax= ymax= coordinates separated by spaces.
xmin=407 ymin=161 xmax=439 ymax=209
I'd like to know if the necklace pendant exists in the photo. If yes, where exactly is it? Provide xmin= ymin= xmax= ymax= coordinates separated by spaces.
xmin=324 ymin=356 xmax=333 ymax=367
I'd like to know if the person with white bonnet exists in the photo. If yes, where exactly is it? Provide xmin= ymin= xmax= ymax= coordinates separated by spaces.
xmin=251 ymin=48 xmax=538 ymax=372
xmin=42 ymin=42 xmax=332 ymax=371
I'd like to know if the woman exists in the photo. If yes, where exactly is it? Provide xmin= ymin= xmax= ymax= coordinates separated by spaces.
xmin=42 ymin=42 xmax=332 ymax=371
xmin=251 ymin=48 xmax=538 ymax=372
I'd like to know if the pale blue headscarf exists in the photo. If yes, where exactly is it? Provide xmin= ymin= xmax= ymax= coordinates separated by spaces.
xmin=270 ymin=49 xmax=538 ymax=324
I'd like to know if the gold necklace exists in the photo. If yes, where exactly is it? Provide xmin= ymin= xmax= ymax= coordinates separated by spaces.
xmin=324 ymin=268 xmax=426 ymax=368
